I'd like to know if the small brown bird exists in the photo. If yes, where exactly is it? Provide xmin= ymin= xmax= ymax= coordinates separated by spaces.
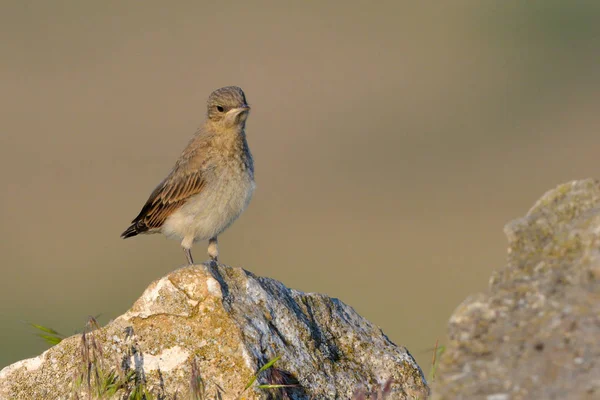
xmin=121 ymin=86 xmax=255 ymax=265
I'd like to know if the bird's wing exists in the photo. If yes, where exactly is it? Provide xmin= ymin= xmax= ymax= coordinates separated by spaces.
xmin=123 ymin=133 xmax=209 ymax=235
xmin=132 ymin=168 xmax=206 ymax=230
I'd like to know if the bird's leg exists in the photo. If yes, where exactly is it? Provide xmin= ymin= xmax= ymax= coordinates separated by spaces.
xmin=183 ymin=248 xmax=194 ymax=265
xmin=208 ymin=237 xmax=219 ymax=263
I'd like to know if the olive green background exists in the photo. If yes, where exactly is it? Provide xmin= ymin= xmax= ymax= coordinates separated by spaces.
xmin=1 ymin=1 xmax=599 ymax=375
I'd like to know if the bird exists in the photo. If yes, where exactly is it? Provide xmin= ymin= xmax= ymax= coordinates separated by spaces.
xmin=121 ymin=86 xmax=255 ymax=265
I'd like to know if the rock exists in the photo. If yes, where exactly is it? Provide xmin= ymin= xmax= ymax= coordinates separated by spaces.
xmin=0 ymin=263 xmax=428 ymax=399
xmin=433 ymin=179 xmax=600 ymax=399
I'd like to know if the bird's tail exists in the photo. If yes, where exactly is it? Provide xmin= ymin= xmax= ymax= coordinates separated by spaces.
xmin=121 ymin=223 xmax=141 ymax=239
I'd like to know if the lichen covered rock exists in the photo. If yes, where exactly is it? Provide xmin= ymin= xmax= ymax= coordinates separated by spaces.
xmin=0 ymin=263 xmax=427 ymax=399
xmin=434 ymin=179 xmax=600 ymax=399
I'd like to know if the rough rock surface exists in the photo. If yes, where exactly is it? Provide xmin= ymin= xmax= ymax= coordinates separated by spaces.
xmin=434 ymin=179 xmax=600 ymax=399
xmin=0 ymin=263 xmax=427 ymax=399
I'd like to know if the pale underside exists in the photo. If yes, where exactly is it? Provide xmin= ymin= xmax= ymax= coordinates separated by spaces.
xmin=160 ymin=166 xmax=255 ymax=249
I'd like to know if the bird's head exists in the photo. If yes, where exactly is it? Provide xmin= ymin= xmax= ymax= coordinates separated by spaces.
xmin=206 ymin=86 xmax=250 ymax=128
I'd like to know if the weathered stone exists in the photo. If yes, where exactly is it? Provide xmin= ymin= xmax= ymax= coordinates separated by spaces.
xmin=434 ymin=179 xmax=600 ymax=399
xmin=0 ymin=263 xmax=427 ymax=399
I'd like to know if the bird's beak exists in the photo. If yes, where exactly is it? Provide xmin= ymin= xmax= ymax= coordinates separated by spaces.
xmin=224 ymin=104 xmax=251 ymax=125
xmin=227 ymin=104 xmax=250 ymax=116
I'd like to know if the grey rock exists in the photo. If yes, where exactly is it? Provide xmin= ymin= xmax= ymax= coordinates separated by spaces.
xmin=0 ymin=263 xmax=428 ymax=399
xmin=433 ymin=179 xmax=600 ymax=400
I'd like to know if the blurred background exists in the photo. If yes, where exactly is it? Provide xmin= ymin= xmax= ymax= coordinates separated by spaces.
xmin=1 ymin=1 xmax=599 ymax=375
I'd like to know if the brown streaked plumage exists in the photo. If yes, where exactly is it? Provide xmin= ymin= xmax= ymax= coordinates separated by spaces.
xmin=120 ymin=169 xmax=205 ymax=236
xmin=121 ymin=86 xmax=255 ymax=265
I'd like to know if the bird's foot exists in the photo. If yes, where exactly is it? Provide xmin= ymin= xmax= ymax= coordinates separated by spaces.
xmin=183 ymin=248 xmax=194 ymax=265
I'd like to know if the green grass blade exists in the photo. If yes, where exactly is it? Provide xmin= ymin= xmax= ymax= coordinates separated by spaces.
xmin=256 ymin=384 xmax=298 ymax=389
xmin=428 ymin=343 xmax=446 ymax=382
xmin=36 ymin=333 xmax=64 ymax=345
xmin=243 ymin=375 xmax=258 ymax=391
xmin=256 ymin=355 xmax=281 ymax=374
xmin=25 ymin=322 xmax=65 ymax=346
xmin=243 ymin=355 xmax=282 ymax=391
xmin=27 ymin=322 xmax=63 ymax=336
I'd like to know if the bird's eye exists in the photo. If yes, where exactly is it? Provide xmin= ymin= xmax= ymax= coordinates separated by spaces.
xmin=216 ymin=105 xmax=224 ymax=112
